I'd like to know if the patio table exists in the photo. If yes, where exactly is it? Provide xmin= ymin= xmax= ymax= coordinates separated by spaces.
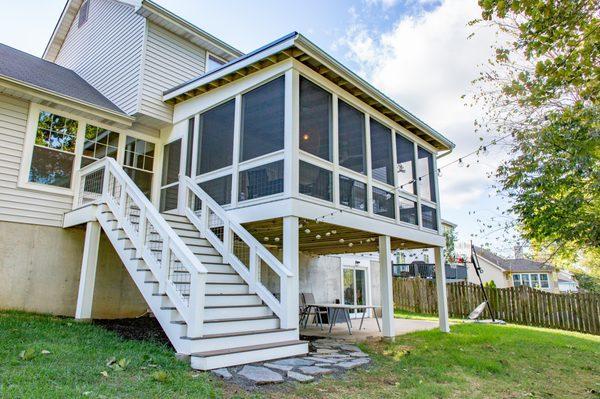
xmin=304 ymin=303 xmax=382 ymax=335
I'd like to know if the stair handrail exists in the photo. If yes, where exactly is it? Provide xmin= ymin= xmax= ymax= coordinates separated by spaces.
xmin=180 ymin=175 xmax=295 ymax=327
xmin=74 ymin=157 xmax=208 ymax=337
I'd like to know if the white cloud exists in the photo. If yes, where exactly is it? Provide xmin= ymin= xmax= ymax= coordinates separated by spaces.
xmin=340 ymin=0 xmax=507 ymax=243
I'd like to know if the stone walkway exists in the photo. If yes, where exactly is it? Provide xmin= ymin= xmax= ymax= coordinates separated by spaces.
xmin=210 ymin=338 xmax=371 ymax=386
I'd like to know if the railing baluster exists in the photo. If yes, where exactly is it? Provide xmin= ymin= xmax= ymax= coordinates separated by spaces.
xmin=159 ymin=236 xmax=170 ymax=294
xmin=137 ymin=207 xmax=147 ymax=258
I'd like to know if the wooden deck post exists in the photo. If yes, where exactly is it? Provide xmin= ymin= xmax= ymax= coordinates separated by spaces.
xmin=282 ymin=216 xmax=299 ymax=330
xmin=75 ymin=221 xmax=101 ymax=320
xmin=379 ymin=235 xmax=395 ymax=339
xmin=434 ymin=246 xmax=450 ymax=332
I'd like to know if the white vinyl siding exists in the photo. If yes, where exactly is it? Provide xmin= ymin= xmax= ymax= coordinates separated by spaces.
xmin=0 ymin=95 xmax=73 ymax=227
xmin=54 ymin=0 xmax=145 ymax=115
xmin=139 ymin=23 xmax=207 ymax=123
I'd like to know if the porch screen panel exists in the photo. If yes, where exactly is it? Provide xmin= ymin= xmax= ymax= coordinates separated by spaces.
xmin=370 ymin=119 xmax=394 ymax=185
xmin=238 ymin=160 xmax=284 ymax=201
xmin=338 ymin=100 xmax=366 ymax=174
xmin=197 ymin=99 xmax=235 ymax=174
xmin=200 ymin=175 xmax=232 ymax=206
xmin=339 ymin=175 xmax=367 ymax=211
xmin=240 ymin=77 xmax=285 ymax=161
xmin=299 ymin=161 xmax=332 ymax=202
xmin=395 ymin=134 xmax=416 ymax=194
xmin=185 ymin=117 xmax=194 ymax=177
xmin=372 ymin=187 xmax=395 ymax=219
xmin=399 ymin=197 xmax=418 ymax=225
xmin=421 ymin=204 xmax=437 ymax=230
xmin=299 ymin=77 xmax=331 ymax=161
xmin=159 ymin=186 xmax=179 ymax=212
xmin=160 ymin=139 xmax=181 ymax=212
xmin=417 ymin=147 xmax=436 ymax=202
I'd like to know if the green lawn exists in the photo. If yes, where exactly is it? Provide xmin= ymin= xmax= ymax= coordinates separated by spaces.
xmin=1 ymin=311 xmax=599 ymax=399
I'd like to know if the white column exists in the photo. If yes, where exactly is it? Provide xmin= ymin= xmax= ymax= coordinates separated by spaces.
xmin=378 ymin=235 xmax=395 ymax=339
xmin=282 ymin=216 xmax=299 ymax=330
xmin=434 ymin=246 xmax=450 ymax=332
xmin=75 ymin=221 xmax=101 ymax=320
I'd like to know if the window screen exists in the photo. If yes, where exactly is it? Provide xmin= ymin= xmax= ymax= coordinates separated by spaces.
xmin=396 ymin=134 xmax=416 ymax=194
xmin=197 ymin=100 xmax=235 ymax=174
xmin=370 ymin=119 xmax=394 ymax=185
xmin=240 ymin=77 xmax=285 ymax=161
xmin=372 ymin=187 xmax=395 ymax=219
xmin=299 ymin=161 xmax=332 ymax=202
xmin=161 ymin=139 xmax=181 ymax=186
xmin=159 ymin=186 xmax=179 ymax=212
xmin=185 ymin=118 xmax=194 ymax=177
xmin=418 ymin=147 xmax=436 ymax=202
xmin=299 ymin=77 xmax=331 ymax=161
xmin=339 ymin=175 xmax=366 ymax=211
xmin=421 ymin=204 xmax=437 ymax=230
xmin=338 ymin=100 xmax=366 ymax=174
xmin=200 ymin=175 xmax=232 ymax=205
xmin=238 ymin=161 xmax=284 ymax=201
xmin=399 ymin=197 xmax=418 ymax=225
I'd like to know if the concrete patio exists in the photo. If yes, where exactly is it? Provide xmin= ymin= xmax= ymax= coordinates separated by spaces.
xmin=301 ymin=317 xmax=439 ymax=342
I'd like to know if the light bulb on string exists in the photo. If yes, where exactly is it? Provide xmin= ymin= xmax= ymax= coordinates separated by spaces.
xmin=458 ymin=158 xmax=464 ymax=167
xmin=437 ymin=168 xmax=442 ymax=177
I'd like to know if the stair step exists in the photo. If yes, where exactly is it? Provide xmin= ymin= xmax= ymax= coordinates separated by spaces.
xmin=205 ymin=294 xmax=262 ymax=307
xmin=192 ymin=340 xmax=306 ymax=358
xmin=161 ymin=213 xmax=190 ymax=223
xmin=182 ymin=327 xmax=295 ymax=340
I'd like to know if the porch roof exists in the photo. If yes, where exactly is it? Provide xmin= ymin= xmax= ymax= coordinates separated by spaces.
xmin=163 ymin=32 xmax=455 ymax=152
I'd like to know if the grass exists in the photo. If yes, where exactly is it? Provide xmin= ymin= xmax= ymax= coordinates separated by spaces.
xmin=1 ymin=311 xmax=599 ymax=399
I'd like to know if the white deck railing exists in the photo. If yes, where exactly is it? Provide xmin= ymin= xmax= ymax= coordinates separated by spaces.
xmin=181 ymin=176 xmax=295 ymax=327
xmin=73 ymin=158 xmax=208 ymax=337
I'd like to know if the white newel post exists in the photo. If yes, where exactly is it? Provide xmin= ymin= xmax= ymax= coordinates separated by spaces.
xmin=187 ymin=271 xmax=206 ymax=338
xmin=434 ymin=246 xmax=450 ymax=333
xmin=378 ymin=235 xmax=396 ymax=339
xmin=281 ymin=216 xmax=299 ymax=330
xmin=75 ymin=221 xmax=101 ymax=320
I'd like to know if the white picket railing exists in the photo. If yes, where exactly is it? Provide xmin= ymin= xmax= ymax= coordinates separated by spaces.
xmin=180 ymin=176 xmax=295 ymax=327
xmin=73 ymin=158 xmax=208 ymax=337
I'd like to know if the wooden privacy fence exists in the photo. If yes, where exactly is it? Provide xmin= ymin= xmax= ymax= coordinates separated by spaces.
xmin=393 ymin=278 xmax=600 ymax=335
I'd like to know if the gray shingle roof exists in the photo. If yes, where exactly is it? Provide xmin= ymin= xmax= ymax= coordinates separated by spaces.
xmin=0 ymin=43 xmax=124 ymax=114
xmin=474 ymin=246 xmax=555 ymax=272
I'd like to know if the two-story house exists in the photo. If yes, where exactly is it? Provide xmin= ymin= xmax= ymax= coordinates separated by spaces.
xmin=0 ymin=0 xmax=455 ymax=370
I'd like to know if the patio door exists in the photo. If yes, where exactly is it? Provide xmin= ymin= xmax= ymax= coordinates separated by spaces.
xmin=342 ymin=266 xmax=369 ymax=319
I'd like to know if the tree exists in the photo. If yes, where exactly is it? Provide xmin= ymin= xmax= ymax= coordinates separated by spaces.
xmin=444 ymin=226 xmax=457 ymax=263
xmin=471 ymin=0 xmax=600 ymax=268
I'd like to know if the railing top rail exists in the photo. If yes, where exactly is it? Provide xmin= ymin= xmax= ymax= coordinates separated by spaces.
xmin=181 ymin=175 xmax=292 ymax=278
xmin=81 ymin=158 xmax=207 ymax=275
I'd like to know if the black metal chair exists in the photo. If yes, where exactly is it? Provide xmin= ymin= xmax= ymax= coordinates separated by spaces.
xmin=302 ymin=293 xmax=326 ymax=330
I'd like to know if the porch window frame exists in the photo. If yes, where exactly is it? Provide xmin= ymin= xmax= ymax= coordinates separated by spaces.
xmin=18 ymin=103 xmax=161 ymax=203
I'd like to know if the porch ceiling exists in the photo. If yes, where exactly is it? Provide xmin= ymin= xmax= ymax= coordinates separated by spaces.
xmin=243 ymin=218 xmax=428 ymax=256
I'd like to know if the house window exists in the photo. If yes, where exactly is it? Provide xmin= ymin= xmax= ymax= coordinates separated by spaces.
xmin=512 ymin=274 xmax=522 ymax=287
xmin=370 ymin=119 xmax=394 ymax=185
xmin=81 ymin=125 xmax=119 ymax=167
xmin=338 ymin=100 xmax=366 ymax=174
xmin=28 ymin=111 xmax=78 ymax=188
xmin=207 ymin=53 xmax=226 ymax=72
xmin=124 ymin=136 xmax=154 ymax=198
xmin=372 ymin=187 xmax=395 ymax=219
xmin=399 ymin=197 xmax=418 ymax=225
xmin=299 ymin=161 xmax=332 ymax=202
xmin=339 ymin=175 xmax=366 ymax=211
xmin=240 ymin=76 xmax=285 ymax=162
xmin=540 ymin=273 xmax=549 ymax=288
xmin=396 ymin=134 xmax=416 ymax=194
xmin=78 ymin=0 xmax=89 ymax=28
xmin=159 ymin=139 xmax=181 ymax=212
xmin=200 ymin=175 xmax=232 ymax=206
xmin=238 ymin=160 xmax=284 ymax=201
xmin=421 ymin=204 xmax=437 ymax=230
xmin=197 ymin=99 xmax=235 ymax=174
xmin=417 ymin=146 xmax=436 ymax=202
xmin=513 ymin=273 xmax=550 ymax=289
xmin=299 ymin=77 xmax=331 ymax=161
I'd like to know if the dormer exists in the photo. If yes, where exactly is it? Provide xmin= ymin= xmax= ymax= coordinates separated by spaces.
xmin=43 ymin=0 xmax=242 ymax=129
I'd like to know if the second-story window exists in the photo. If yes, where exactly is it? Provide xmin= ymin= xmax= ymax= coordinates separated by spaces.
xmin=299 ymin=77 xmax=331 ymax=161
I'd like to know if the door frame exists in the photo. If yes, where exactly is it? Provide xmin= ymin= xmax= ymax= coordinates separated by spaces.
xmin=340 ymin=257 xmax=372 ymax=319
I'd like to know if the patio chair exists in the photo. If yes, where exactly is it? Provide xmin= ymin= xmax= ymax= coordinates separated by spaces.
xmin=302 ymin=293 xmax=326 ymax=330
xmin=299 ymin=293 xmax=310 ymax=327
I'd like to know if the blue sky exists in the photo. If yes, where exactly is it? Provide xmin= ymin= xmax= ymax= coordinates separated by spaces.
xmin=0 ymin=0 xmax=517 ymax=256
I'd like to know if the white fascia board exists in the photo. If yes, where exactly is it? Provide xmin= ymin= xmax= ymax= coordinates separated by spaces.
xmin=163 ymin=36 xmax=297 ymax=102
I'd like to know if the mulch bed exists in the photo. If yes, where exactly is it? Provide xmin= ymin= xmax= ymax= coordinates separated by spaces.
xmin=93 ymin=316 xmax=172 ymax=348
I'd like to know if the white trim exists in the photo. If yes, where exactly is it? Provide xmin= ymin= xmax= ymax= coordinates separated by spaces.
xmin=205 ymin=51 xmax=227 ymax=72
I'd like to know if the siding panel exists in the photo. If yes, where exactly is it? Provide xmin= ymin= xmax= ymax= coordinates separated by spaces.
xmin=0 ymin=95 xmax=72 ymax=227
xmin=54 ymin=0 xmax=145 ymax=115
xmin=139 ymin=23 xmax=207 ymax=122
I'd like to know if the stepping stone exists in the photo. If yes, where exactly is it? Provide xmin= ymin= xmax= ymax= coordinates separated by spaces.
xmin=287 ymin=370 xmax=314 ymax=382
xmin=315 ymin=363 xmax=332 ymax=367
xmin=304 ymin=357 xmax=338 ymax=364
xmin=212 ymin=368 xmax=232 ymax=379
xmin=340 ymin=344 xmax=361 ymax=352
xmin=271 ymin=358 xmax=314 ymax=367
xmin=263 ymin=362 xmax=293 ymax=372
xmin=349 ymin=352 xmax=370 ymax=358
xmin=298 ymin=366 xmax=334 ymax=376
xmin=238 ymin=365 xmax=284 ymax=384
xmin=316 ymin=348 xmax=339 ymax=354
xmin=334 ymin=358 xmax=371 ymax=370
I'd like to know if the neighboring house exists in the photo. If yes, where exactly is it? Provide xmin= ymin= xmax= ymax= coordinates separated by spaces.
xmin=0 ymin=0 xmax=455 ymax=370
xmin=557 ymin=270 xmax=579 ymax=293
xmin=468 ymin=246 xmax=560 ymax=293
